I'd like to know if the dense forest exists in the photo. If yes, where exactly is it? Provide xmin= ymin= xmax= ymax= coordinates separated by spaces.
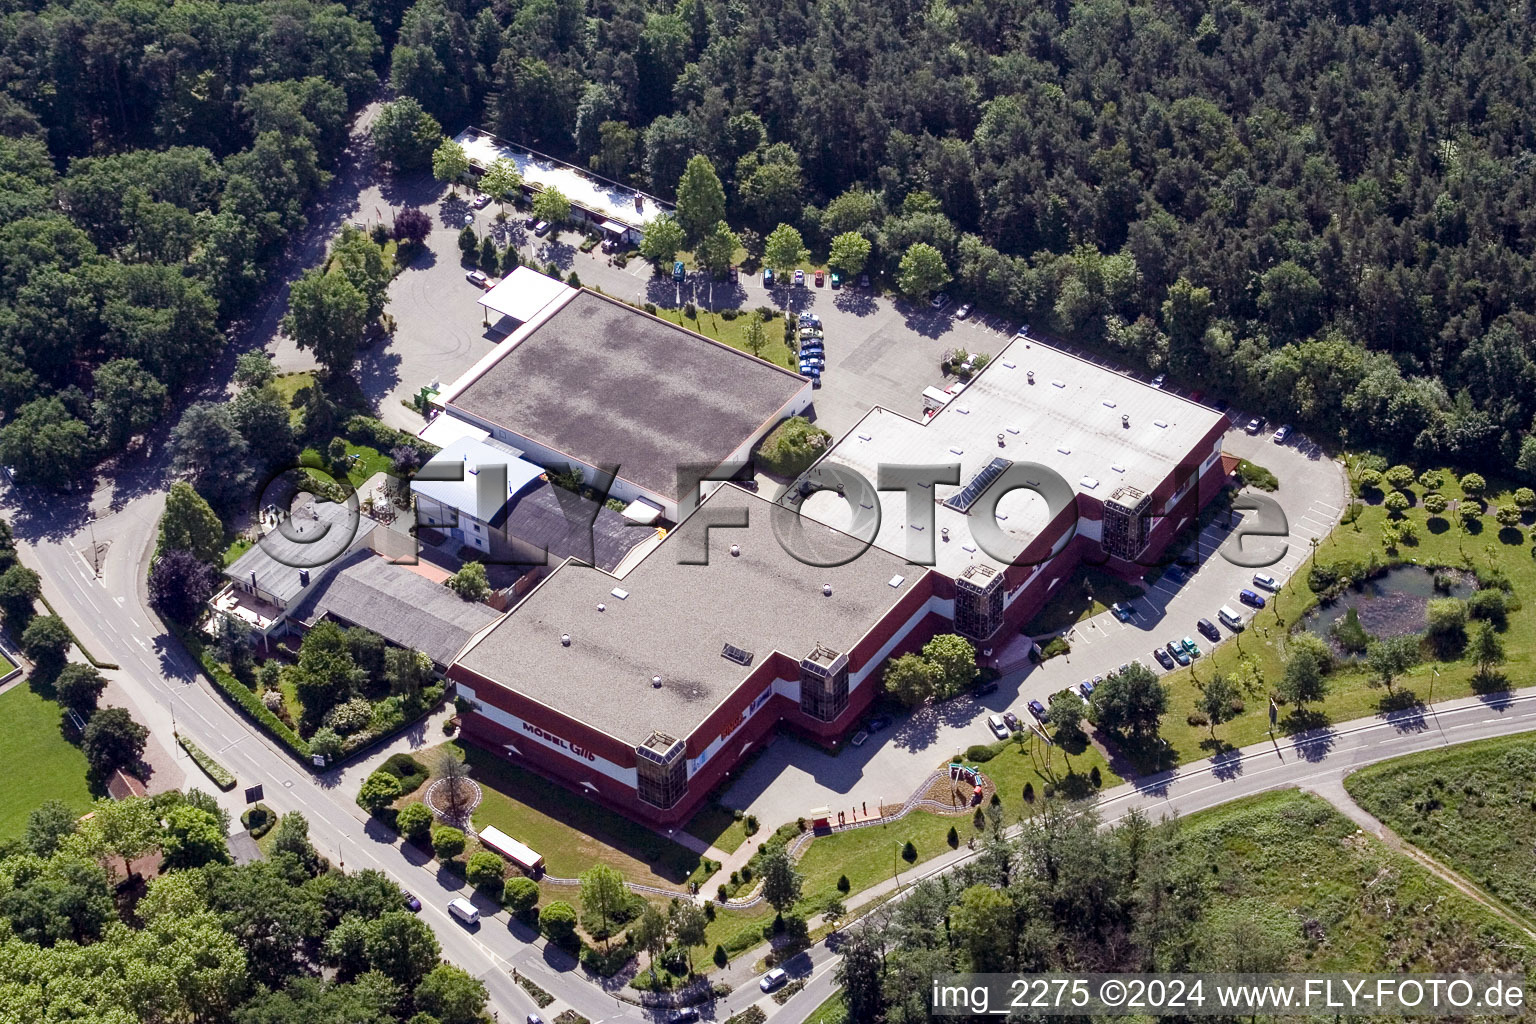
xmin=5 ymin=0 xmax=1536 ymax=477
xmin=0 ymin=0 xmax=380 ymax=482
xmin=832 ymin=793 xmax=1536 ymax=1023
xmin=0 ymin=793 xmax=487 ymax=1023
xmin=384 ymin=0 xmax=1536 ymax=473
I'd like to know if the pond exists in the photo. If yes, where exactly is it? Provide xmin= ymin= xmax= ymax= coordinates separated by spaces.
xmin=1304 ymin=565 xmax=1475 ymax=652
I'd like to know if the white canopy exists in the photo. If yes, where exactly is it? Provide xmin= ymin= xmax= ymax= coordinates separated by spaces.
xmin=478 ymin=266 xmax=575 ymax=324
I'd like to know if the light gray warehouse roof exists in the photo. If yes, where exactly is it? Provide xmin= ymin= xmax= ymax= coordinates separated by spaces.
xmin=799 ymin=337 xmax=1226 ymax=578
xmin=452 ymin=486 xmax=922 ymax=746
xmin=290 ymin=550 xmax=500 ymax=667
xmin=446 ymin=290 xmax=809 ymax=502
xmin=224 ymin=500 xmax=376 ymax=606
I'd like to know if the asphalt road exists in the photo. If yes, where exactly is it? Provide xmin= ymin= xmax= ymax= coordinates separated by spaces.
xmin=758 ymin=685 xmax=1536 ymax=1022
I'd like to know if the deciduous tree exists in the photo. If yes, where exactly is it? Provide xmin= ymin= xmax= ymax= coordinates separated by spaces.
xmin=897 ymin=242 xmax=951 ymax=301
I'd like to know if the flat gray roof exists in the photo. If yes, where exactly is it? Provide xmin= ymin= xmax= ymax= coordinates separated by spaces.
xmin=447 ymin=290 xmax=808 ymax=502
xmin=799 ymin=336 xmax=1226 ymax=578
xmin=225 ymin=499 xmax=376 ymax=606
xmin=452 ymin=486 xmax=920 ymax=747
xmin=289 ymin=550 xmax=500 ymax=667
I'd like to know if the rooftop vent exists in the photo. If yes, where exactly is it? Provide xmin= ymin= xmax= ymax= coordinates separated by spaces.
xmin=597 ymin=603 xmax=606 ymax=612
xmin=560 ymin=633 xmax=571 ymax=646
xmin=1121 ymin=414 xmax=1130 ymax=427
xmin=822 ymin=584 xmax=833 ymax=596
xmin=997 ymin=433 xmax=1005 ymax=447
xmin=1102 ymin=400 xmax=1117 ymax=408
xmin=730 ymin=544 xmax=740 ymax=557
xmin=1026 ymin=370 xmax=1035 ymax=384
xmin=888 ymin=575 xmax=906 ymax=588
xmin=722 ymin=643 xmax=754 ymax=666
xmin=298 ymin=569 xmax=310 ymax=586
xmin=1080 ymin=477 xmax=1100 ymax=490
xmin=1153 ymin=419 xmax=1169 ymax=428
xmin=611 ymin=587 xmax=629 ymax=599
xmin=1051 ymin=379 xmax=1067 ymax=389
xmin=941 ymin=527 xmax=950 ymax=541
xmin=651 ymin=675 xmax=662 ymax=688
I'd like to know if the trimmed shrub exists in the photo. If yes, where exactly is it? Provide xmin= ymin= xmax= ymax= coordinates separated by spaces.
xmin=503 ymin=876 xmax=539 ymax=915
xmin=1384 ymin=464 xmax=1415 ymax=490
xmin=241 ymin=804 xmax=276 ymax=838
xmin=431 ymin=825 xmax=465 ymax=861
xmin=178 ymin=734 xmax=236 ymax=790
xmin=381 ymin=753 xmax=428 ymax=793
xmin=396 ymin=802 xmax=434 ymax=843
xmin=963 ymin=744 xmax=997 ymax=762
xmin=466 ymin=850 xmax=506 ymax=892
xmin=357 ymin=771 xmax=402 ymax=816
xmin=539 ymin=900 xmax=578 ymax=943
xmin=1423 ymin=493 xmax=1448 ymax=515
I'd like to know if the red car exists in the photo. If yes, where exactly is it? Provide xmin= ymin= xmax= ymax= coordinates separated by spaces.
xmin=814 ymin=269 xmax=825 ymax=286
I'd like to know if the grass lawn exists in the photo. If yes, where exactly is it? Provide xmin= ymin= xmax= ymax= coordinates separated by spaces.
xmin=222 ymin=536 xmax=253 ymax=567
xmin=0 ymin=651 xmax=14 ymax=675
xmin=652 ymin=306 xmax=798 ymax=371
xmin=298 ymin=443 xmax=394 ymax=491
xmin=0 ymin=685 xmax=95 ymax=840
xmin=683 ymin=801 xmax=749 ymax=854
xmin=433 ymin=741 xmax=706 ymax=888
xmin=803 ymin=991 xmax=848 ymax=1024
xmin=271 ymin=371 xmax=317 ymax=428
xmin=1138 ymin=468 xmax=1536 ymax=773
xmin=1020 ymin=565 xmax=1146 ymax=636
xmin=1175 ymin=789 xmax=1536 ymax=973
xmin=1344 ymin=733 xmax=1536 ymax=926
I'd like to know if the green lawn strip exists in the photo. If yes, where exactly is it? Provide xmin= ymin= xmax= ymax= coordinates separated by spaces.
xmin=802 ymin=991 xmax=848 ymax=1024
xmin=1144 ymin=471 xmax=1534 ymax=772
xmin=1176 ymin=789 xmax=1536 ymax=973
xmin=176 ymin=732 xmax=236 ymax=790
xmin=176 ymin=625 xmax=310 ymax=758
xmin=0 ymin=685 xmax=94 ymax=839
xmin=1344 ymin=733 xmax=1536 ymax=926
xmin=271 ymin=371 xmax=317 ymax=428
xmin=683 ymin=801 xmax=749 ymax=854
xmin=1021 ymin=565 xmax=1146 ymax=635
xmin=222 ymin=536 xmax=253 ymax=567
xmin=0 ymin=651 xmax=14 ymax=675
xmin=652 ymin=306 xmax=797 ymax=370
xmin=440 ymin=741 xmax=704 ymax=888
xmin=36 ymin=593 xmax=118 ymax=670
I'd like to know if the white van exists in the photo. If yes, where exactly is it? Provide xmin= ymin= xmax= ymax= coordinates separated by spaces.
xmin=1218 ymin=606 xmax=1245 ymax=630
xmin=448 ymin=898 xmax=480 ymax=926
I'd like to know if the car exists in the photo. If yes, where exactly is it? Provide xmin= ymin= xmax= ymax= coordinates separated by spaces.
xmin=799 ymin=326 xmax=824 ymax=339
xmin=672 ymin=261 xmax=685 ymax=282
xmin=533 ymin=220 xmax=551 ymax=236
xmin=526 ymin=1015 xmax=546 ymax=1024
xmin=1150 ymin=373 xmax=1166 ymax=388
xmin=1181 ymin=636 xmax=1201 ymax=657
xmin=849 ymin=730 xmax=868 ymax=747
xmin=830 ymin=271 xmax=842 ymax=289
xmin=1118 ymin=662 xmax=1133 ymax=676
xmin=1110 ymin=601 xmax=1135 ymax=622
xmin=867 ymin=715 xmax=891 ymax=731
xmin=974 ymin=679 xmax=998 ymax=696
xmin=671 ymin=1011 xmax=701 ymax=1024
xmin=1077 ymin=680 xmax=1095 ymax=700
xmin=471 ymin=193 xmax=490 ymax=209
xmin=760 ymin=968 xmax=789 ymax=992
xmin=1245 ymin=416 xmax=1264 ymax=435
xmin=798 ymin=312 xmax=821 ymax=326
xmin=793 ymin=269 xmax=805 ymax=286
xmin=1093 ymin=674 xmax=1104 ymax=686
xmin=1164 ymin=566 xmax=1189 ymax=584
xmin=1153 ymin=647 xmax=1175 ymax=670
xmin=799 ymin=347 xmax=824 ymax=360
xmin=1272 ymin=423 xmax=1292 ymax=444
xmin=523 ymin=214 xmax=538 ymax=228
xmin=1167 ymin=642 xmax=1190 ymax=666
xmin=465 ymin=269 xmax=488 ymax=287
xmin=798 ymin=365 xmax=822 ymax=378
xmin=1215 ymin=398 xmax=1229 ymax=412
xmin=1197 ymin=618 xmax=1220 ymax=642
xmin=1239 ymin=588 xmax=1267 ymax=608
xmin=815 ymin=269 xmax=825 ymax=286
xmin=987 ymin=713 xmax=1010 ymax=739
xmin=1252 ymin=573 xmax=1279 ymax=591
xmin=763 ymin=267 xmax=774 ymax=286
xmin=1026 ymin=699 xmax=1047 ymax=719
xmin=1015 ymin=323 xmax=1031 ymax=337
xmin=859 ymin=272 xmax=871 ymax=288
xmin=402 ymin=890 xmax=422 ymax=912
xmin=1002 ymin=710 xmax=1021 ymax=732
xmin=956 ymin=302 xmax=973 ymax=319
xmin=930 ymin=292 xmax=950 ymax=309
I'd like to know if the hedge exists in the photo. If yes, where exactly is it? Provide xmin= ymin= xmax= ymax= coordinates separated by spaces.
xmin=177 ymin=732 xmax=236 ymax=790
xmin=179 ymin=627 xmax=310 ymax=759
xmin=343 ymin=415 xmax=439 ymax=461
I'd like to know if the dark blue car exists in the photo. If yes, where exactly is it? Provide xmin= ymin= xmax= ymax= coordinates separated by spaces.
xmin=1239 ymin=589 xmax=1267 ymax=608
